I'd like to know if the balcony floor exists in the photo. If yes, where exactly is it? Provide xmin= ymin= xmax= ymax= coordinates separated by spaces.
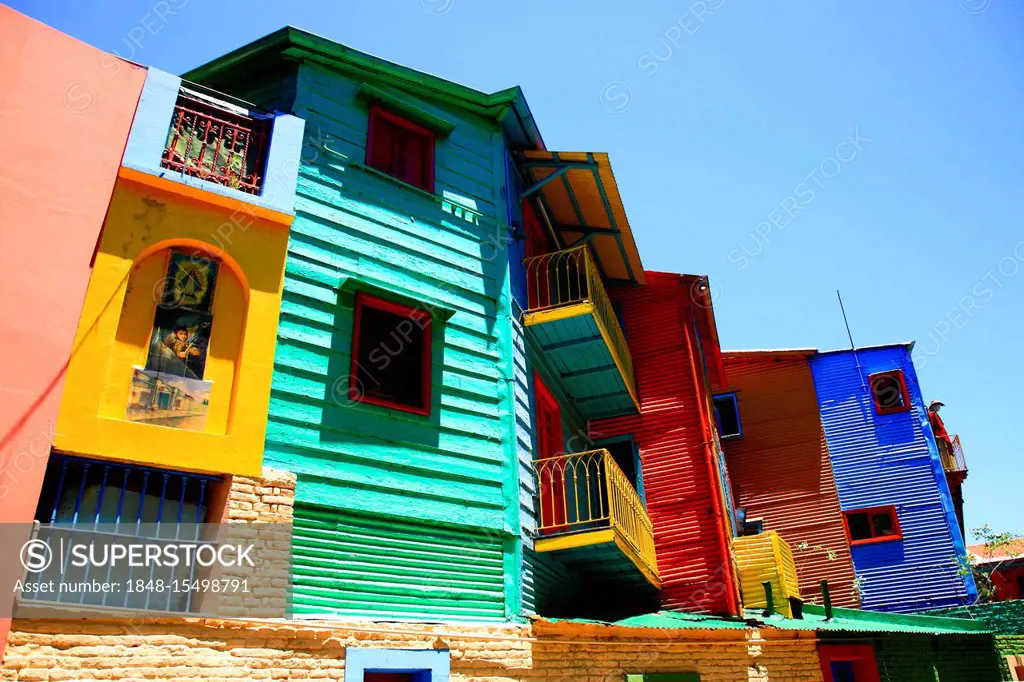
xmin=535 ymin=526 xmax=662 ymax=592
xmin=524 ymin=303 xmax=638 ymax=420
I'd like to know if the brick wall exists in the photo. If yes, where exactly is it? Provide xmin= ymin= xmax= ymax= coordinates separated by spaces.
xmin=926 ymin=601 xmax=1024 ymax=679
xmin=0 ymin=617 xmax=825 ymax=681
xmin=871 ymin=634 xmax=1002 ymax=682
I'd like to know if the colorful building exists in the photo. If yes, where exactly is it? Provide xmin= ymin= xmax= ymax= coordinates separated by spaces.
xmin=184 ymin=26 xmax=548 ymax=622
xmin=968 ymin=540 xmax=1024 ymax=602
xmin=1 ymin=11 xmax=1011 ymax=681
xmin=4 ymin=0 xmax=306 ymax=629
xmin=809 ymin=344 xmax=977 ymax=612
xmin=592 ymin=272 xmax=742 ymax=616
xmin=717 ymin=349 xmax=859 ymax=608
xmin=508 ymin=151 xmax=657 ymax=618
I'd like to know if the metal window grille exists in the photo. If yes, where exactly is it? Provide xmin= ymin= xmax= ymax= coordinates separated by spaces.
xmin=25 ymin=454 xmax=221 ymax=613
xmin=161 ymin=88 xmax=270 ymax=195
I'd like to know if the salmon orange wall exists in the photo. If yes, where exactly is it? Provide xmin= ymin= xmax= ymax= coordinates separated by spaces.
xmin=0 ymin=6 xmax=145 ymax=522
xmin=0 ymin=5 xmax=146 ymax=660
xmin=720 ymin=351 xmax=859 ymax=607
xmin=55 ymin=170 xmax=291 ymax=477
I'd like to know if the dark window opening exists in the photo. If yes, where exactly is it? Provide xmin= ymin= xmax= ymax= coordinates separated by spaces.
xmin=364 ymin=675 xmax=423 ymax=682
xmin=713 ymin=393 xmax=742 ymax=439
xmin=869 ymin=370 xmax=910 ymax=414
xmin=612 ymin=300 xmax=627 ymax=337
xmin=844 ymin=506 xmax=901 ymax=545
xmin=29 ymin=454 xmax=221 ymax=612
xmin=366 ymin=105 xmax=435 ymax=192
xmin=603 ymin=438 xmax=638 ymax=490
xmin=351 ymin=293 xmax=432 ymax=415
xmin=829 ymin=660 xmax=857 ymax=682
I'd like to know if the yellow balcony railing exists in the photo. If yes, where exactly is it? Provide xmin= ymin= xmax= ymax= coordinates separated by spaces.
xmin=523 ymin=246 xmax=636 ymax=397
xmin=938 ymin=434 xmax=967 ymax=475
xmin=533 ymin=449 xmax=657 ymax=581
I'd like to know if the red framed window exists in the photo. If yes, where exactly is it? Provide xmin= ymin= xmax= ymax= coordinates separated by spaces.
xmin=365 ymin=105 xmax=435 ymax=192
xmin=350 ymin=292 xmax=432 ymax=416
xmin=843 ymin=506 xmax=902 ymax=546
xmin=868 ymin=370 xmax=910 ymax=414
xmin=818 ymin=644 xmax=881 ymax=682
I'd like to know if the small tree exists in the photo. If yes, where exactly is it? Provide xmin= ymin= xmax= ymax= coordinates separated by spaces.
xmin=962 ymin=525 xmax=1023 ymax=602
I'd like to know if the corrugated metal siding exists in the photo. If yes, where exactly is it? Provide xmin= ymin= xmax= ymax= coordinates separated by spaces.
xmin=721 ymin=353 xmax=859 ymax=607
xmin=733 ymin=531 xmax=801 ymax=617
xmin=293 ymin=504 xmax=506 ymax=620
xmin=592 ymin=273 xmax=733 ymax=615
xmin=266 ymin=64 xmax=516 ymax=618
xmin=809 ymin=346 xmax=976 ymax=613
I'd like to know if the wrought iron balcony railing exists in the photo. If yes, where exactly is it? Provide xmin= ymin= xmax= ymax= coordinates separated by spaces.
xmin=523 ymin=246 xmax=636 ymax=396
xmin=533 ymin=449 xmax=657 ymax=580
xmin=939 ymin=434 xmax=967 ymax=475
xmin=161 ymin=88 xmax=271 ymax=195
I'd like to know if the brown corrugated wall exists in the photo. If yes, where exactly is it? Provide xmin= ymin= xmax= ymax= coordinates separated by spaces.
xmin=720 ymin=352 xmax=859 ymax=607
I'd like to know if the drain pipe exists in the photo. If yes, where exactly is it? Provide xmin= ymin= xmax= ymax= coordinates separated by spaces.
xmin=762 ymin=581 xmax=774 ymax=617
xmin=821 ymin=580 xmax=833 ymax=620
xmin=681 ymin=297 xmax=740 ymax=616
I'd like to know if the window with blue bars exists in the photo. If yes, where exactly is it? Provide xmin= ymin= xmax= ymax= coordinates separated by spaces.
xmin=26 ymin=454 xmax=221 ymax=612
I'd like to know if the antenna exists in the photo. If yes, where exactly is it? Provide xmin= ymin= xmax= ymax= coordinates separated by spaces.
xmin=837 ymin=290 xmax=856 ymax=350
xmin=837 ymin=290 xmax=867 ymax=389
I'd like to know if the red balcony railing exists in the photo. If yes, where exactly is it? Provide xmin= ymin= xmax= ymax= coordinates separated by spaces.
xmin=161 ymin=90 xmax=270 ymax=195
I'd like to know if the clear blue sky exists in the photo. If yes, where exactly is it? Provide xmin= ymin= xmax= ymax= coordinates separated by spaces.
xmin=13 ymin=0 xmax=1022 ymax=540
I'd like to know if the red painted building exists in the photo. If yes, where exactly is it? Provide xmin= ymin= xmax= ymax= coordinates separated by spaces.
xmin=969 ymin=540 xmax=1024 ymax=602
xmin=593 ymin=272 xmax=741 ymax=615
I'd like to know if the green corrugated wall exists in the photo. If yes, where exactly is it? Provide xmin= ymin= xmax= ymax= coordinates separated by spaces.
xmin=264 ymin=63 xmax=520 ymax=620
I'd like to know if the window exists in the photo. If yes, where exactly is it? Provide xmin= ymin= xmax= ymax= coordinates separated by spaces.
xmin=350 ymin=293 xmax=432 ymax=415
xmin=868 ymin=370 xmax=910 ymax=414
xmin=28 ymin=454 xmax=220 ymax=612
xmin=344 ymin=649 xmax=449 ymax=682
xmin=713 ymin=393 xmax=742 ymax=439
xmin=818 ymin=644 xmax=880 ymax=682
xmin=161 ymin=88 xmax=271 ymax=195
xmin=366 ymin=105 xmax=435 ymax=192
xmin=843 ymin=506 xmax=902 ymax=545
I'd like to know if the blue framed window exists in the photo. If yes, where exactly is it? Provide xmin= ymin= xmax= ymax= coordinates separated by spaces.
xmin=345 ymin=649 xmax=450 ymax=682
xmin=712 ymin=393 xmax=742 ymax=439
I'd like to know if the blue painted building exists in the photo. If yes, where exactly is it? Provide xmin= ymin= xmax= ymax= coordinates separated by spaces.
xmin=809 ymin=343 xmax=977 ymax=613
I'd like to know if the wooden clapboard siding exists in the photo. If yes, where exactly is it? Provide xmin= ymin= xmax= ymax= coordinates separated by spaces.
xmin=592 ymin=272 xmax=736 ymax=615
xmin=257 ymin=63 xmax=518 ymax=620
xmin=720 ymin=352 xmax=859 ymax=608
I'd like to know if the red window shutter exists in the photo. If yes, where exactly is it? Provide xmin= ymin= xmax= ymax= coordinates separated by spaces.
xmin=366 ymin=106 xmax=435 ymax=192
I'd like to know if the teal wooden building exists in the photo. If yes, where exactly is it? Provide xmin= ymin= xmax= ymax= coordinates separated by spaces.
xmin=187 ymin=27 xmax=658 ymax=622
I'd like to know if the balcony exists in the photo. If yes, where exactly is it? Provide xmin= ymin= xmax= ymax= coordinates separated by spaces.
xmin=161 ymin=88 xmax=271 ymax=195
xmin=733 ymin=531 xmax=801 ymax=617
xmin=533 ymin=449 xmax=660 ymax=591
xmin=523 ymin=246 xmax=638 ymax=420
xmin=939 ymin=435 xmax=968 ymax=477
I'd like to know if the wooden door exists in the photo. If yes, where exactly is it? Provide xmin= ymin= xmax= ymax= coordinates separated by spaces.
xmin=534 ymin=373 xmax=567 ymax=533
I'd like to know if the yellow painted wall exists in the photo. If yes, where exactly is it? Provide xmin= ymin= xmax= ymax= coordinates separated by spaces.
xmin=55 ymin=169 xmax=291 ymax=476
xmin=734 ymin=531 xmax=802 ymax=618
